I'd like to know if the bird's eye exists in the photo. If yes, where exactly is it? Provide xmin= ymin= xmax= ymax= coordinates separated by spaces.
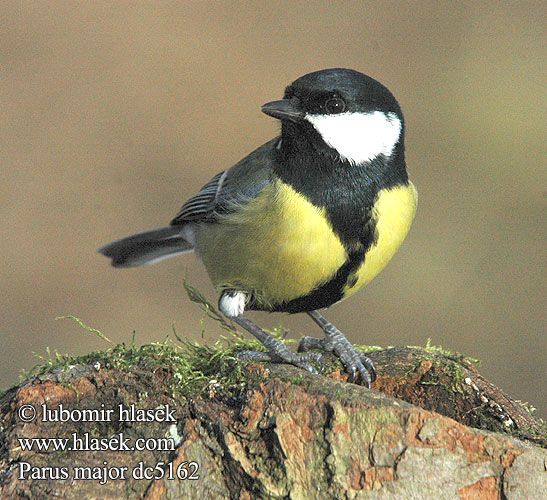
xmin=325 ymin=97 xmax=346 ymax=114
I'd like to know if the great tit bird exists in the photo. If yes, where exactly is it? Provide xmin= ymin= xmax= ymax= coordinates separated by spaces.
xmin=99 ymin=68 xmax=417 ymax=387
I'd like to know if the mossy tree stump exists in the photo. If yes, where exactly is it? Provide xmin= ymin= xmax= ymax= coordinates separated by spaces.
xmin=0 ymin=341 xmax=545 ymax=499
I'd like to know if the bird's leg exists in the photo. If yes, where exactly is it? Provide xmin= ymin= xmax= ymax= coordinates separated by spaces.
xmin=219 ymin=291 xmax=323 ymax=374
xmin=230 ymin=315 xmax=324 ymax=373
xmin=298 ymin=310 xmax=376 ymax=387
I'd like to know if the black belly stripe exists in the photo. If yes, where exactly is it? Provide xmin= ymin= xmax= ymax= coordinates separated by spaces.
xmin=247 ymin=194 xmax=380 ymax=313
xmin=247 ymin=139 xmax=408 ymax=314
xmin=248 ymin=246 xmax=366 ymax=313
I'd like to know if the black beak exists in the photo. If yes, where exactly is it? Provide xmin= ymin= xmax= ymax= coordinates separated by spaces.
xmin=261 ymin=99 xmax=303 ymax=122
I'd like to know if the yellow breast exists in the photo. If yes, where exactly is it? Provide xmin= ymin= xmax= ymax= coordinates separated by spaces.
xmin=196 ymin=180 xmax=348 ymax=307
xmin=196 ymin=179 xmax=417 ymax=309
xmin=343 ymin=181 xmax=418 ymax=298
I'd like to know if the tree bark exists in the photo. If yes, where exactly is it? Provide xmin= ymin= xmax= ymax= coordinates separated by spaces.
xmin=0 ymin=347 xmax=545 ymax=499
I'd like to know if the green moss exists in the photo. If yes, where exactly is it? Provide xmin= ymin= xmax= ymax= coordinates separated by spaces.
xmin=518 ymin=418 xmax=547 ymax=444
xmin=16 ymin=282 xmax=287 ymax=401
xmin=14 ymin=281 xmax=483 ymax=407
xmin=387 ymin=339 xmax=480 ymax=396
xmin=418 ymin=357 xmax=467 ymax=396
xmin=21 ymin=323 xmax=267 ymax=402
xmin=412 ymin=338 xmax=481 ymax=367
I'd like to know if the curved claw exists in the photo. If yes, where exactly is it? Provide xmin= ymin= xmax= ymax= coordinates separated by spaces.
xmin=355 ymin=360 xmax=370 ymax=387
xmin=359 ymin=354 xmax=376 ymax=384
xmin=297 ymin=334 xmax=375 ymax=388
xmin=339 ymin=348 xmax=374 ymax=388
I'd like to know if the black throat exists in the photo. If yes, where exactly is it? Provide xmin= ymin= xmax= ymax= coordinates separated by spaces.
xmin=273 ymin=121 xmax=409 ymax=250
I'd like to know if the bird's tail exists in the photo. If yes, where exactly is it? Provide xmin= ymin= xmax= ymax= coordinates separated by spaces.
xmin=98 ymin=226 xmax=193 ymax=268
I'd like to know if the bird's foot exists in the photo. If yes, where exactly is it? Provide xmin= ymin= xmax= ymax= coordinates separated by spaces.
xmin=227 ymin=311 xmax=324 ymax=374
xmin=298 ymin=333 xmax=376 ymax=387
xmin=236 ymin=349 xmax=323 ymax=374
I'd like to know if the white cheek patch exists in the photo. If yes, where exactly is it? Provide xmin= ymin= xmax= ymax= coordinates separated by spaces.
xmin=305 ymin=111 xmax=401 ymax=165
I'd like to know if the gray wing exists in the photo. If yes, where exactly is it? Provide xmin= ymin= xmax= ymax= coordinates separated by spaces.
xmin=170 ymin=138 xmax=279 ymax=226
xmin=171 ymin=169 xmax=229 ymax=222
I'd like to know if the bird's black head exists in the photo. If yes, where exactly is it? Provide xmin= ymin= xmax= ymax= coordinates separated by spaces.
xmin=262 ymin=68 xmax=404 ymax=165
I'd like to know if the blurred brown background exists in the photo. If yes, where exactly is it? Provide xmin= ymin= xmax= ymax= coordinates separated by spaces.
xmin=1 ymin=2 xmax=545 ymax=416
